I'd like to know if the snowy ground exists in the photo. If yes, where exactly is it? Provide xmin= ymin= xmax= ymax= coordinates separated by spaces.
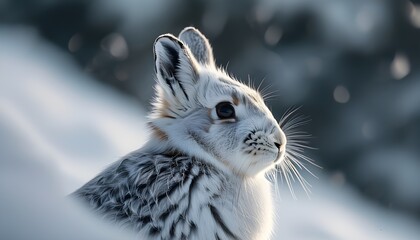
xmin=0 ymin=27 xmax=419 ymax=240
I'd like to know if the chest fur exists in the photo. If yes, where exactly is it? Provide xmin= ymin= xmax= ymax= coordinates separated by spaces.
xmin=74 ymin=155 xmax=274 ymax=240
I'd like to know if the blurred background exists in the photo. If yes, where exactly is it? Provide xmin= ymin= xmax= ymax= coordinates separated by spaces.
xmin=1 ymin=0 xmax=420 ymax=239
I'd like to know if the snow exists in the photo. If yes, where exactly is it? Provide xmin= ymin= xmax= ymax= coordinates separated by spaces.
xmin=274 ymin=178 xmax=420 ymax=240
xmin=1 ymin=26 xmax=419 ymax=240
xmin=0 ymin=26 xmax=148 ymax=192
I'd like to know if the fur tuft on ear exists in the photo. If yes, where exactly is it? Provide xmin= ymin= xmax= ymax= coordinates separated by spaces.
xmin=153 ymin=34 xmax=199 ymax=109
xmin=179 ymin=27 xmax=215 ymax=66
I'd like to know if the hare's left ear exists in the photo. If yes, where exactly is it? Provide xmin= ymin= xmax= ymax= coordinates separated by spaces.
xmin=179 ymin=27 xmax=215 ymax=67
xmin=154 ymin=34 xmax=199 ymax=105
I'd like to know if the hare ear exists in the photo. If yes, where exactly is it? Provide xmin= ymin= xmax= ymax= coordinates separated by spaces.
xmin=179 ymin=27 xmax=215 ymax=66
xmin=154 ymin=34 xmax=199 ymax=104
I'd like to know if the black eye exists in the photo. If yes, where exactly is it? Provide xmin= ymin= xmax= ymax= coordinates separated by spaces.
xmin=216 ymin=102 xmax=235 ymax=119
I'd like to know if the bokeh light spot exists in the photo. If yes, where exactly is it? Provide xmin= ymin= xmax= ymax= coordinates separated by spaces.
xmin=333 ymin=85 xmax=350 ymax=104
xmin=264 ymin=25 xmax=283 ymax=46
xmin=390 ymin=52 xmax=410 ymax=80
xmin=408 ymin=1 xmax=420 ymax=28
xmin=68 ymin=33 xmax=82 ymax=53
xmin=101 ymin=33 xmax=129 ymax=60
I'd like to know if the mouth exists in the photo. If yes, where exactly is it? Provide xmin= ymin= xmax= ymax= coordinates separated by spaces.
xmin=274 ymin=149 xmax=286 ymax=163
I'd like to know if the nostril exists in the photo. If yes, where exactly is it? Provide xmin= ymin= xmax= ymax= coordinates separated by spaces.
xmin=274 ymin=142 xmax=281 ymax=150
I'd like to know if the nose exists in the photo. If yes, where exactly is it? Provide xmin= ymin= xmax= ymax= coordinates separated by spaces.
xmin=274 ymin=141 xmax=286 ymax=152
xmin=273 ymin=128 xmax=287 ymax=152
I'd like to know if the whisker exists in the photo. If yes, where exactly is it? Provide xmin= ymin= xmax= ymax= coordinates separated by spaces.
xmin=287 ymin=150 xmax=320 ymax=167
xmin=280 ymin=162 xmax=297 ymax=199
xmin=253 ymin=78 xmax=281 ymax=103
xmin=261 ymin=85 xmax=276 ymax=96
xmin=262 ymin=92 xmax=280 ymax=102
xmin=287 ymin=138 xmax=313 ymax=144
xmin=285 ymin=157 xmax=312 ymax=197
xmin=284 ymin=161 xmax=297 ymax=183
xmin=282 ymin=116 xmax=311 ymax=132
xmin=260 ymin=86 xmax=279 ymax=99
xmin=279 ymin=106 xmax=301 ymax=127
xmin=273 ymin=106 xmax=320 ymax=198
xmin=256 ymin=77 xmax=266 ymax=93
xmin=286 ymin=153 xmax=319 ymax=179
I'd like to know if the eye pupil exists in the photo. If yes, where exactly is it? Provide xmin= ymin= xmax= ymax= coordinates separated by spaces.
xmin=216 ymin=102 xmax=235 ymax=119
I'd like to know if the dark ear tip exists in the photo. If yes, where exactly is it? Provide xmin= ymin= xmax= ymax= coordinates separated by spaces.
xmin=153 ymin=33 xmax=182 ymax=46
xmin=154 ymin=34 xmax=184 ymax=50
xmin=153 ymin=34 xmax=186 ymax=61
xmin=154 ymin=34 xmax=178 ymax=45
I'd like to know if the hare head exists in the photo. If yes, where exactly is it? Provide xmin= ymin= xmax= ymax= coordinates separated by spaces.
xmin=148 ymin=27 xmax=287 ymax=177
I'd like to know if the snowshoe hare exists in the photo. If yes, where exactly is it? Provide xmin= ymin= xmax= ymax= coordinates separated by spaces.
xmin=73 ymin=27 xmax=300 ymax=240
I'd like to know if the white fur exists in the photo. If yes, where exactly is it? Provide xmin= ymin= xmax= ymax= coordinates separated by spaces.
xmin=74 ymin=27 xmax=287 ymax=240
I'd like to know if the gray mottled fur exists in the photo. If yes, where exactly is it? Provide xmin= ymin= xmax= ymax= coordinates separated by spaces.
xmin=72 ymin=150 xmax=235 ymax=239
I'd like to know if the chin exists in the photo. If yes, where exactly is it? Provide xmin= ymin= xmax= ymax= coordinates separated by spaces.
xmin=239 ymin=155 xmax=279 ymax=177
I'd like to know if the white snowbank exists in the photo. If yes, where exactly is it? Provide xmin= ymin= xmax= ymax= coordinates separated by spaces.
xmin=0 ymin=26 xmax=148 ymax=192
xmin=0 ymin=26 xmax=418 ymax=240
xmin=274 ymin=177 xmax=420 ymax=240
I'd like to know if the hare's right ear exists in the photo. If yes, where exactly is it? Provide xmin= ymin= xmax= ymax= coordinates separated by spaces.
xmin=154 ymin=34 xmax=199 ymax=106
xmin=179 ymin=27 xmax=215 ymax=66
